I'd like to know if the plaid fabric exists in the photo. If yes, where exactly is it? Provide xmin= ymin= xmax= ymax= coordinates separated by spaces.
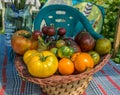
xmin=0 ymin=34 xmax=120 ymax=95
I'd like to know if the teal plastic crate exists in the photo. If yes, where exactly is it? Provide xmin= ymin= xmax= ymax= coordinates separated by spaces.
xmin=34 ymin=4 xmax=103 ymax=39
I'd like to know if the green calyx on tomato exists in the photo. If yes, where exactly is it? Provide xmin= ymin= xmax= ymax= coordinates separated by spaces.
xmin=39 ymin=53 xmax=51 ymax=62
xmin=58 ymin=46 xmax=74 ymax=58
xmin=37 ymin=36 xmax=50 ymax=52
xmin=19 ymin=33 xmax=31 ymax=38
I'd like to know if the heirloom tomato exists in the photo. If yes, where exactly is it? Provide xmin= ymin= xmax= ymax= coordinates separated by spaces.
xmin=72 ymin=52 xmax=94 ymax=72
xmin=88 ymin=51 xmax=100 ymax=65
xmin=64 ymin=38 xmax=81 ymax=53
xmin=58 ymin=46 xmax=74 ymax=58
xmin=75 ymin=31 xmax=95 ymax=52
xmin=58 ymin=58 xmax=74 ymax=75
xmin=71 ymin=52 xmax=81 ymax=62
xmin=23 ymin=50 xmax=39 ymax=65
xmin=50 ymin=47 xmax=58 ymax=56
xmin=95 ymin=38 xmax=111 ymax=55
xmin=26 ymin=51 xmax=58 ymax=78
xmin=31 ymin=30 xmax=42 ymax=40
xmin=56 ymin=39 xmax=66 ymax=48
xmin=11 ymin=30 xmax=38 ymax=55
xmin=58 ymin=27 xmax=66 ymax=36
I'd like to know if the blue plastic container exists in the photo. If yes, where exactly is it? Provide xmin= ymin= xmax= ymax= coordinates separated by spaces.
xmin=34 ymin=4 xmax=103 ymax=40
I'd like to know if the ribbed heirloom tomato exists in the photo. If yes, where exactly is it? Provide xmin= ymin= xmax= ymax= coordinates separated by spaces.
xmin=25 ymin=51 xmax=58 ymax=78
xmin=11 ymin=30 xmax=38 ymax=55
xmin=71 ymin=52 xmax=81 ymax=62
xmin=23 ymin=50 xmax=39 ymax=65
xmin=71 ymin=52 xmax=94 ymax=72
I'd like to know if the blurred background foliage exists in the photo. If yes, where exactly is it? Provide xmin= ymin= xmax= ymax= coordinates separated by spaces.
xmin=84 ymin=0 xmax=120 ymax=40
xmin=84 ymin=0 xmax=120 ymax=63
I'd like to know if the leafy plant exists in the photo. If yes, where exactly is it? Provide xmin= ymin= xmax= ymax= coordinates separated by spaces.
xmin=39 ymin=0 xmax=47 ymax=8
xmin=84 ymin=0 xmax=120 ymax=63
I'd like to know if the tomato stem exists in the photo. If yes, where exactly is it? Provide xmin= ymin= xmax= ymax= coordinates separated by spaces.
xmin=37 ymin=36 xmax=48 ymax=52
xmin=19 ymin=33 xmax=31 ymax=38
xmin=39 ymin=53 xmax=50 ymax=62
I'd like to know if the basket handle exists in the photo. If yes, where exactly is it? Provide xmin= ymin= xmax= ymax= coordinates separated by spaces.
xmin=34 ymin=5 xmax=103 ymax=40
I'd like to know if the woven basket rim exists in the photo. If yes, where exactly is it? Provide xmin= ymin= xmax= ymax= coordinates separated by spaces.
xmin=14 ymin=54 xmax=111 ymax=86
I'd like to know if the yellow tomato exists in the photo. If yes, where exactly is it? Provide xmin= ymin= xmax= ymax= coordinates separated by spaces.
xmin=23 ymin=50 xmax=39 ymax=65
xmin=26 ymin=51 xmax=58 ymax=78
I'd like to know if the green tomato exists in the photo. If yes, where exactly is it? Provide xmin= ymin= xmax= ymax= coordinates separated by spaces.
xmin=56 ymin=40 xmax=66 ymax=48
xmin=50 ymin=48 xmax=58 ymax=56
xmin=58 ymin=46 xmax=74 ymax=58
xmin=114 ymin=58 xmax=120 ymax=63
xmin=88 ymin=51 xmax=100 ymax=65
xmin=95 ymin=38 xmax=111 ymax=55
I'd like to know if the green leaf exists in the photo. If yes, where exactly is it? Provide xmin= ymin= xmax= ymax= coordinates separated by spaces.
xmin=114 ymin=58 xmax=120 ymax=63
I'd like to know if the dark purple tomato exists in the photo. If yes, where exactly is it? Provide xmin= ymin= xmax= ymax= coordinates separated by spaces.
xmin=47 ymin=27 xmax=55 ymax=36
xmin=31 ymin=30 xmax=42 ymax=40
xmin=42 ymin=26 xmax=50 ymax=35
xmin=58 ymin=28 xmax=66 ymax=36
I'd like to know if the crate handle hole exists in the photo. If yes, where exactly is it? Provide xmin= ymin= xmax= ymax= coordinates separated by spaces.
xmin=55 ymin=19 xmax=66 ymax=22
xmin=48 ymin=15 xmax=53 ymax=19
xmin=69 ymin=16 xmax=73 ymax=19
xmin=56 ymin=11 xmax=66 ymax=15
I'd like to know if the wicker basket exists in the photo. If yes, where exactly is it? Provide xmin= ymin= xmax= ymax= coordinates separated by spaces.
xmin=14 ymin=4 xmax=111 ymax=95
xmin=14 ymin=54 xmax=111 ymax=95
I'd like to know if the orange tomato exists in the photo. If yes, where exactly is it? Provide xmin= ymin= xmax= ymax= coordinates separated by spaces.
xmin=71 ymin=52 xmax=81 ymax=62
xmin=73 ymin=53 xmax=94 ymax=72
xmin=58 ymin=58 xmax=74 ymax=75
